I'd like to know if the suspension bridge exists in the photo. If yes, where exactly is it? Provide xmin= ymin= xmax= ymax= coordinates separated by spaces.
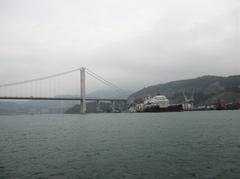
xmin=0 ymin=67 xmax=128 ymax=114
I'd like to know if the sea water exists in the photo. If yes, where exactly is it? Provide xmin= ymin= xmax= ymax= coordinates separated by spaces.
xmin=0 ymin=111 xmax=240 ymax=179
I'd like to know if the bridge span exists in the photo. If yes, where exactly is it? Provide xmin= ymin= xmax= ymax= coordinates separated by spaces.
xmin=0 ymin=97 xmax=127 ymax=102
xmin=0 ymin=67 xmax=128 ymax=113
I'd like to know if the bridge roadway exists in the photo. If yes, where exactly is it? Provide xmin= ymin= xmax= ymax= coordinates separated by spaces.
xmin=0 ymin=96 xmax=127 ymax=102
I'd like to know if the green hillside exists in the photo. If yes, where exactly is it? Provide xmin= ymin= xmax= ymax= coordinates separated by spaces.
xmin=129 ymin=75 xmax=240 ymax=106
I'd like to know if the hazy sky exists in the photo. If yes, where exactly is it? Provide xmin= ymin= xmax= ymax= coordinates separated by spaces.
xmin=0 ymin=0 xmax=239 ymax=92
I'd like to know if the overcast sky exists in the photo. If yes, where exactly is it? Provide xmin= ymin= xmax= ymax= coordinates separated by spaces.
xmin=0 ymin=0 xmax=239 ymax=92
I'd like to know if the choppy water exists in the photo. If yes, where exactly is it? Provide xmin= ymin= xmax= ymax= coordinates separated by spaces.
xmin=0 ymin=111 xmax=240 ymax=179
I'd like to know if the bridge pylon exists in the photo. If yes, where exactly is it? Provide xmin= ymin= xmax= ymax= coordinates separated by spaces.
xmin=80 ymin=67 xmax=86 ymax=114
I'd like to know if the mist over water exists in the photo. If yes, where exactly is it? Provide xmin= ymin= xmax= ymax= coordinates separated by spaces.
xmin=0 ymin=111 xmax=240 ymax=179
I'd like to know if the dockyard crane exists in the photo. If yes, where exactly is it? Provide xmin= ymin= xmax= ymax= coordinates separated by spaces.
xmin=182 ymin=89 xmax=195 ymax=110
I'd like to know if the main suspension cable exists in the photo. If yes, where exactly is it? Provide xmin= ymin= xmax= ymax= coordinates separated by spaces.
xmin=0 ymin=68 xmax=80 ymax=88
xmin=86 ymin=68 xmax=127 ymax=93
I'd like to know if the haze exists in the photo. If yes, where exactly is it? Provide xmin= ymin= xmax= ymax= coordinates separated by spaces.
xmin=0 ymin=0 xmax=239 ymax=92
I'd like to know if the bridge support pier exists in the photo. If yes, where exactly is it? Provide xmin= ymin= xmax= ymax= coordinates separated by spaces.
xmin=111 ymin=100 xmax=116 ymax=112
xmin=80 ymin=67 xmax=86 ymax=114
xmin=96 ymin=100 xmax=101 ymax=112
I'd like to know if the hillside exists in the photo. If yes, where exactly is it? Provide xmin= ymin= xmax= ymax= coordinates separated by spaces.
xmin=129 ymin=75 xmax=240 ymax=106
xmin=65 ymin=102 xmax=112 ymax=114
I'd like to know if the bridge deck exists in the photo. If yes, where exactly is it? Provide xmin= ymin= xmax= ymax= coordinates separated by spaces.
xmin=0 ymin=97 xmax=127 ymax=101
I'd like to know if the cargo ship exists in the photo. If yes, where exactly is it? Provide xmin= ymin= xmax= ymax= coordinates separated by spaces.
xmin=135 ymin=95 xmax=183 ymax=112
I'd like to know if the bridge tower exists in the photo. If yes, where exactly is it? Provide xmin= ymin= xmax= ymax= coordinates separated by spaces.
xmin=80 ymin=67 xmax=86 ymax=114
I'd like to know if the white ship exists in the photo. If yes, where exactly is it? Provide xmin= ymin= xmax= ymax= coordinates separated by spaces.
xmin=135 ymin=95 xmax=182 ymax=112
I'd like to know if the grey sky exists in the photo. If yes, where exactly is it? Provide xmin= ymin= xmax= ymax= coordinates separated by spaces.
xmin=0 ymin=0 xmax=239 ymax=92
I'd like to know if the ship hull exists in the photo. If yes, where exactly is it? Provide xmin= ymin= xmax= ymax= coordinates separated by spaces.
xmin=139 ymin=104 xmax=183 ymax=112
